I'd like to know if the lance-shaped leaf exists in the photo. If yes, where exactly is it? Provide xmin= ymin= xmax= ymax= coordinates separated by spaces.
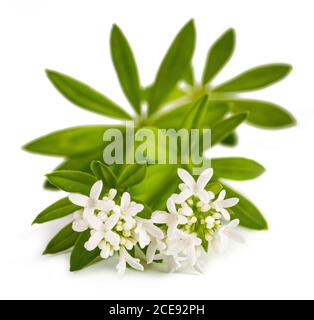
xmin=33 ymin=197 xmax=79 ymax=224
xmin=211 ymin=113 xmax=247 ymax=146
xmin=183 ymin=65 xmax=195 ymax=85
xmin=23 ymin=125 xmax=111 ymax=157
xmin=148 ymin=20 xmax=196 ymax=115
xmin=213 ymin=64 xmax=292 ymax=92
xmin=202 ymin=28 xmax=235 ymax=85
xmin=153 ymin=100 xmax=228 ymax=130
xmin=46 ymin=171 xmax=97 ymax=195
xmin=110 ymin=24 xmax=141 ymax=114
xmin=221 ymin=132 xmax=238 ymax=146
xmin=117 ymin=164 xmax=147 ymax=189
xmin=43 ymin=223 xmax=80 ymax=254
xmin=212 ymin=157 xmax=265 ymax=180
xmin=90 ymin=161 xmax=117 ymax=188
xmin=221 ymin=184 xmax=268 ymax=230
xmin=181 ymin=95 xmax=209 ymax=129
xmin=229 ymin=99 xmax=296 ymax=128
xmin=70 ymin=230 xmax=100 ymax=271
xmin=46 ymin=70 xmax=132 ymax=120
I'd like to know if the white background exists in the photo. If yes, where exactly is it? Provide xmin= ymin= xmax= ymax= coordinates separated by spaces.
xmin=0 ymin=0 xmax=313 ymax=300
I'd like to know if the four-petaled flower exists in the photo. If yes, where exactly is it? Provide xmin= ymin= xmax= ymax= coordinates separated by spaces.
xmin=177 ymin=168 xmax=214 ymax=203
xmin=211 ymin=190 xmax=239 ymax=221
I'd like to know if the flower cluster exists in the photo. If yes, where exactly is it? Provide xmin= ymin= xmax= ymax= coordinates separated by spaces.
xmin=69 ymin=180 xmax=163 ymax=275
xmin=69 ymin=168 xmax=243 ymax=275
xmin=150 ymin=168 xmax=244 ymax=272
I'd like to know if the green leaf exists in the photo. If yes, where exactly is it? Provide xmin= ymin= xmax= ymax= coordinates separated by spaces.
xmin=211 ymin=113 xmax=247 ymax=146
xmin=212 ymin=157 xmax=265 ymax=180
xmin=141 ymin=85 xmax=186 ymax=105
xmin=181 ymin=95 xmax=209 ymax=129
xmin=152 ymin=100 xmax=228 ymax=130
xmin=202 ymin=100 xmax=229 ymax=128
xmin=213 ymin=64 xmax=292 ymax=92
xmin=221 ymin=184 xmax=268 ymax=230
xmin=202 ymin=28 xmax=235 ymax=84
xmin=70 ymin=230 xmax=100 ymax=271
xmin=148 ymin=20 xmax=196 ymax=115
xmin=183 ymin=65 xmax=195 ymax=85
xmin=46 ymin=170 xmax=97 ymax=195
xmin=46 ymin=70 xmax=132 ymax=120
xmin=43 ymin=223 xmax=79 ymax=254
xmin=221 ymin=132 xmax=238 ymax=146
xmin=23 ymin=126 xmax=111 ymax=157
xmin=130 ymin=164 xmax=179 ymax=210
xmin=152 ymin=104 xmax=192 ymax=129
xmin=117 ymin=164 xmax=147 ymax=189
xmin=90 ymin=161 xmax=117 ymax=188
xmin=33 ymin=197 xmax=79 ymax=224
xmin=110 ymin=25 xmax=141 ymax=114
xmin=229 ymin=99 xmax=296 ymax=128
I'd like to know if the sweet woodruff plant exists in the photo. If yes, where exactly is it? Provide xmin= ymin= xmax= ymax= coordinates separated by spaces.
xmin=24 ymin=20 xmax=295 ymax=274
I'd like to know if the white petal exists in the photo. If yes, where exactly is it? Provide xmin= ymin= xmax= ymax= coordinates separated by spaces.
xmin=73 ymin=209 xmax=84 ymax=219
xmin=105 ymin=213 xmax=120 ymax=230
xmin=108 ymin=188 xmax=117 ymax=199
xmin=220 ymin=208 xmax=231 ymax=221
xmin=90 ymin=180 xmax=103 ymax=200
xmin=127 ymin=203 xmax=144 ymax=216
xmin=144 ymin=223 xmax=164 ymax=239
xmin=212 ymin=234 xmax=227 ymax=254
xmin=166 ymin=198 xmax=177 ymax=214
xmin=72 ymin=219 xmax=88 ymax=232
xmin=227 ymin=219 xmax=240 ymax=229
xmin=116 ymin=250 xmax=126 ymax=276
xmin=146 ymin=241 xmax=157 ymax=264
xmin=100 ymin=245 xmax=111 ymax=259
xmin=217 ymin=189 xmax=226 ymax=201
xmin=197 ymin=189 xmax=210 ymax=203
xmin=68 ymin=194 xmax=89 ymax=207
xmin=84 ymin=231 xmax=103 ymax=251
xmin=220 ymin=198 xmax=239 ymax=208
xmin=227 ymin=229 xmax=245 ymax=243
xmin=105 ymin=230 xmax=120 ymax=249
xmin=196 ymin=168 xmax=213 ymax=189
xmin=121 ymin=192 xmax=131 ymax=210
xmin=96 ymin=199 xmax=114 ymax=211
xmin=151 ymin=211 xmax=169 ymax=224
xmin=84 ymin=209 xmax=103 ymax=229
xmin=178 ymin=215 xmax=188 ymax=225
xmin=176 ymin=189 xmax=193 ymax=203
xmin=177 ymin=168 xmax=196 ymax=190
xmin=179 ymin=203 xmax=193 ymax=216
xmin=138 ymin=229 xmax=151 ymax=248
xmin=125 ymin=251 xmax=144 ymax=271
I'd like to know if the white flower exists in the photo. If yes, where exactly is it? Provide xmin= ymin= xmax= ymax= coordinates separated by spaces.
xmin=84 ymin=212 xmax=120 ymax=252
xmin=116 ymin=247 xmax=144 ymax=276
xmin=153 ymin=252 xmax=187 ymax=273
xmin=118 ymin=192 xmax=144 ymax=224
xmin=211 ymin=190 xmax=239 ymax=221
xmin=69 ymin=181 xmax=115 ymax=229
xmin=146 ymin=237 xmax=167 ymax=264
xmin=176 ymin=168 xmax=213 ymax=203
xmin=72 ymin=209 xmax=88 ymax=232
xmin=166 ymin=230 xmax=202 ymax=267
xmin=152 ymin=197 xmax=188 ymax=236
xmin=212 ymin=219 xmax=244 ymax=254
xmin=134 ymin=217 xmax=164 ymax=249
